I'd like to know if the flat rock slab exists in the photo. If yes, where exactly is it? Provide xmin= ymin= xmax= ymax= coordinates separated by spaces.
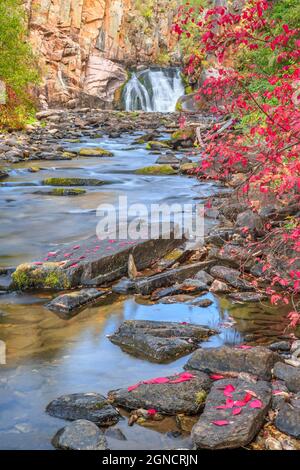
xmin=12 ymin=233 xmax=183 ymax=291
xmin=108 ymin=370 xmax=211 ymax=415
xmin=192 ymin=378 xmax=272 ymax=449
xmin=46 ymin=392 xmax=120 ymax=426
xmin=273 ymin=362 xmax=300 ymax=393
xmin=275 ymin=402 xmax=300 ymax=438
xmin=46 ymin=288 xmax=106 ymax=318
xmin=210 ymin=266 xmax=254 ymax=291
xmin=52 ymin=419 xmax=108 ymax=450
xmin=134 ymin=261 xmax=216 ymax=296
xmin=109 ymin=320 xmax=216 ymax=363
xmin=185 ymin=346 xmax=280 ymax=380
xmin=228 ymin=292 xmax=267 ymax=303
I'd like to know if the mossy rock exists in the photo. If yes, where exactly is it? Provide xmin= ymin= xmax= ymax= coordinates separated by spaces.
xmin=135 ymin=165 xmax=178 ymax=176
xmin=180 ymin=163 xmax=198 ymax=174
xmin=90 ymin=133 xmax=103 ymax=139
xmin=145 ymin=141 xmax=171 ymax=150
xmin=48 ymin=188 xmax=86 ymax=196
xmin=12 ymin=263 xmax=71 ymax=291
xmin=171 ymin=128 xmax=195 ymax=142
xmin=78 ymin=147 xmax=114 ymax=157
xmin=0 ymin=170 xmax=9 ymax=179
xmin=62 ymin=151 xmax=76 ymax=159
xmin=65 ymin=138 xmax=81 ymax=143
xmin=42 ymin=178 xmax=105 ymax=187
xmin=28 ymin=166 xmax=40 ymax=173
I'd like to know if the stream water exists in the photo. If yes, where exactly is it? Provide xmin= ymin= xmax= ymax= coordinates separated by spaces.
xmin=0 ymin=131 xmax=292 ymax=450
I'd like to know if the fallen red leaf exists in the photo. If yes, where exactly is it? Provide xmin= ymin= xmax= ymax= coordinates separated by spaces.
xmin=210 ymin=374 xmax=225 ymax=381
xmin=249 ymin=399 xmax=263 ymax=409
xmin=235 ymin=345 xmax=253 ymax=350
xmin=212 ymin=420 xmax=230 ymax=426
xmin=223 ymin=384 xmax=235 ymax=397
xmin=232 ymin=407 xmax=242 ymax=415
xmin=147 ymin=409 xmax=157 ymax=416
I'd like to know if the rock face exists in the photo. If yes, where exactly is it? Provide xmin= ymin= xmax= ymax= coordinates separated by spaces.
xmin=109 ymin=320 xmax=216 ymax=362
xmin=52 ymin=419 xmax=109 ymax=450
xmin=26 ymin=0 xmax=180 ymax=107
xmin=46 ymin=392 xmax=120 ymax=426
xmin=185 ymin=346 xmax=280 ymax=381
xmin=192 ymin=378 xmax=272 ymax=449
xmin=108 ymin=370 xmax=211 ymax=415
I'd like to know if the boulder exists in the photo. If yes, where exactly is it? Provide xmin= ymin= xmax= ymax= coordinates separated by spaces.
xmin=78 ymin=147 xmax=114 ymax=157
xmin=189 ymin=298 xmax=213 ymax=308
xmin=192 ymin=378 xmax=272 ymax=449
xmin=151 ymin=279 xmax=208 ymax=301
xmin=185 ymin=346 xmax=280 ymax=380
xmin=271 ymin=381 xmax=289 ymax=410
xmin=194 ymin=270 xmax=214 ymax=285
xmin=42 ymin=177 xmax=105 ymax=186
xmin=0 ymin=169 xmax=8 ymax=179
xmin=228 ymin=292 xmax=267 ymax=303
xmin=52 ymin=420 xmax=108 ymax=450
xmin=210 ymin=280 xmax=231 ymax=294
xmin=275 ymin=402 xmax=300 ymax=439
xmin=236 ymin=210 xmax=263 ymax=232
xmin=155 ymin=154 xmax=180 ymax=165
xmin=109 ymin=320 xmax=216 ymax=363
xmin=135 ymin=165 xmax=178 ymax=175
xmin=273 ymin=362 xmax=300 ymax=393
xmin=46 ymin=393 xmax=120 ymax=426
xmin=210 ymin=244 xmax=254 ymax=270
xmin=210 ymin=265 xmax=254 ymax=291
xmin=46 ymin=288 xmax=107 ymax=317
xmin=108 ymin=370 xmax=211 ymax=415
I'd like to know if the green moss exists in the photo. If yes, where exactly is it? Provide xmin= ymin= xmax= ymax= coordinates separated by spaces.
xmin=195 ymin=390 xmax=207 ymax=405
xmin=42 ymin=178 xmax=104 ymax=187
xmin=12 ymin=263 xmax=71 ymax=291
xmin=12 ymin=270 xmax=30 ymax=290
xmin=175 ymin=100 xmax=183 ymax=112
xmin=171 ymin=128 xmax=195 ymax=141
xmin=145 ymin=140 xmax=170 ymax=150
xmin=180 ymin=162 xmax=198 ymax=173
xmin=78 ymin=147 xmax=114 ymax=157
xmin=44 ymin=272 xmax=63 ymax=289
xmin=62 ymin=151 xmax=74 ymax=159
xmin=65 ymin=138 xmax=81 ymax=143
xmin=135 ymin=165 xmax=178 ymax=175
xmin=51 ymin=188 xmax=86 ymax=196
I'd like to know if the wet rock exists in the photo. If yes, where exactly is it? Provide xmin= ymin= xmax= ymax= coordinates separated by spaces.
xmin=12 ymin=233 xmax=183 ymax=290
xmin=179 ymin=162 xmax=198 ymax=174
xmin=42 ymin=177 xmax=105 ymax=186
xmin=220 ymin=203 xmax=248 ymax=222
xmin=145 ymin=141 xmax=170 ymax=150
xmin=46 ymin=392 xmax=119 ymax=426
xmin=109 ymin=320 xmax=216 ymax=363
xmin=273 ymin=363 xmax=300 ymax=393
xmin=236 ymin=210 xmax=263 ymax=232
xmin=275 ymin=402 xmax=300 ymax=439
xmin=108 ymin=370 xmax=211 ymax=415
xmin=228 ymin=292 xmax=267 ymax=303
xmin=46 ymin=288 xmax=106 ymax=317
xmin=155 ymin=154 xmax=180 ymax=165
xmin=135 ymin=261 xmax=215 ymax=296
xmin=152 ymin=279 xmax=208 ymax=301
xmin=159 ymin=294 xmax=195 ymax=304
xmin=194 ymin=270 xmax=213 ymax=285
xmin=210 ymin=244 xmax=254 ymax=270
xmin=210 ymin=266 xmax=254 ymax=291
xmin=269 ymin=341 xmax=291 ymax=353
xmin=210 ymin=280 xmax=231 ymax=294
xmin=192 ymin=378 xmax=272 ymax=449
xmin=52 ymin=420 xmax=108 ymax=450
xmin=185 ymin=346 xmax=280 ymax=380
xmin=78 ymin=147 xmax=114 ymax=157
xmin=34 ymin=188 xmax=86 ymax=196
xmin=135 ymin=165 xmax=178 ymax=175
xmin=105 ymin=427 xmax=127 ymax=441
xmin=189 ymin=298 xmax=213 ymax=308
xmin=0 ymin=170 xmax=8 ymax=179
xmin=112 ymin=278 xmax=136 ymax=294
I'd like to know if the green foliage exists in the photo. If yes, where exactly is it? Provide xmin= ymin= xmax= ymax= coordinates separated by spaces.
xmin=0 ymin=0 xmax=39 ymax=129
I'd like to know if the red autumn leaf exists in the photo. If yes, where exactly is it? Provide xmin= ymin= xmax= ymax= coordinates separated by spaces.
xmin=127 ymin=383 xmax=141 ymax=392
xmin=223 ymin=384 xmax=235 ymax=397
xmin=147 ymin=409 xmax=157 ymax=416
xmin=235 ymin=345 xmax=252 ymax=350
xmin=232 ymin=407 xmax=242 ymax=415
xmin=210 ymin=374 xmax=225 ymax=381
xmin=212 ymin=420 xmax=230 ymax=426
xmin=249 ymin=399 xmax=263 ymax=409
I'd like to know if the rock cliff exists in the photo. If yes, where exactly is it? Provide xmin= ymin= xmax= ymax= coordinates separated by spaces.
xmin=25 ymin=0 xmax=180 ymax=108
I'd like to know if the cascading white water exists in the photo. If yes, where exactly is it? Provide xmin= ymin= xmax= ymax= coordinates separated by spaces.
xmin=123 ymin=68 xmax=184 ymax=112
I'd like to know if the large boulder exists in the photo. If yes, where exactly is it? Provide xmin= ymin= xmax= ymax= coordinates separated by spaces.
xmin=52 ymin=420 xmax=108 ymax=450
xmin=192 ymin=378 xmax=272 ymax=449
xmin=46 ymin=393 xmax=120 ymax=426
xmin=108 ymin=370 xmax=211 ymax=415
xmin=109 ymin=320 xmax=216 ymax=363
xmin=185 ymin=346 xmax=280 ymax=380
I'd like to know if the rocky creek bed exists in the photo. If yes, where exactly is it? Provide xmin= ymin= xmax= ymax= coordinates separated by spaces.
xmin=0 ymin=110 xmax=299 ymax=450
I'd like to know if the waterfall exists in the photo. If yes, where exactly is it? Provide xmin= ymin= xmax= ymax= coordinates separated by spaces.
xmin=123 ymin=68 xmax=184 ymax=113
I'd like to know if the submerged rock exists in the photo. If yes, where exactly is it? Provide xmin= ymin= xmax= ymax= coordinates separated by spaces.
xmin=52 ymin=419 xmax=108 ymax=450
xmin=228 ymin=292 xmax=267 ymax=303
xmin=275 ymin=402 xmax=300 ymax=439
xmin=46 ymin=393 xmax=119 ymax=426
xmin=145 ymin=141 xmax=170 ymax=150
xmin=108 ymin=370 xmax=211 ymax=415
xmin=185 ymin=346 xmax=280 ymax=380
xmin=0 ymin=170 xmax=8 ymax=179
xmin=192 ymin=378 xmax=272 ymax=449
xmin=34 ymin=188 xmax=86 ymax=196
xmin=46 ymin=288 xmax=107 ymax=317
xmin=155 ymin=154 xmax=180 ymax=165
xmin=273 ymin=362 xmax=300 ymax=393
xmin=109 ymin=320 xmax=216 ymax=363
